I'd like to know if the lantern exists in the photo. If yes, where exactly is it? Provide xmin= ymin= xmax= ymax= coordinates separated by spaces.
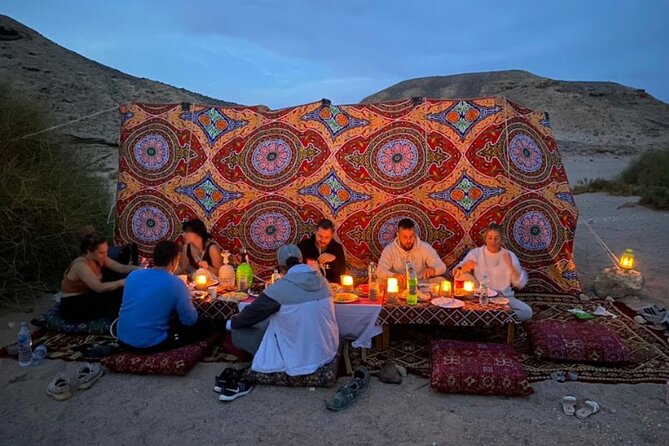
xmin=340 ymin=275 xmax=354 ymax=292
xmin=195 ymin=274 xmax=208 ymax=290
xmin=440 ymin=280 xmax=452 ymax=297
xmin=463 ymin=280 xmax=475 ymax=293
xmin=386 ymin=277 xmax=399 ymax=303
xmin=619 ymin=249 xmax=635 ymax=270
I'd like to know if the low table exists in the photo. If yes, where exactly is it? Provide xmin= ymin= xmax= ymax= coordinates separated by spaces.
xmin=194 ymin=295 xmax=518 ymax=350
xmin=376 ymin=299 xmax=519 ymax=349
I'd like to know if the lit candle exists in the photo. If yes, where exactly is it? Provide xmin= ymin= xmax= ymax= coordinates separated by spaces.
xmin=195 ymin=275 xmax=208 ymax=291
xmin=386 ymin=277 xmax=399 ymax=303
xmin=440 ymin=280 xmax=452 ymax=296
xmin=463 ymin=280 xmax=475 ymax=293
xmin=341 ymin=275 xmax=354 ymax=292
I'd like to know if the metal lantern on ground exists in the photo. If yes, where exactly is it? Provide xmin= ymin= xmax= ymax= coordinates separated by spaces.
xmin=619 ymin=249 xmax=635 ymax=270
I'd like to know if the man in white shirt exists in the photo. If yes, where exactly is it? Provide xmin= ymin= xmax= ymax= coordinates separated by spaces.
xmin=377 ymin=218 xmax=447 ymax=286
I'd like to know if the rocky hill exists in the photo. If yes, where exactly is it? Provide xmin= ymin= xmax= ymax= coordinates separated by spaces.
xmin=0 ymin=14 xmax=233 ymax=178
xmin=363 ymin=70 xmax=669 ymax=156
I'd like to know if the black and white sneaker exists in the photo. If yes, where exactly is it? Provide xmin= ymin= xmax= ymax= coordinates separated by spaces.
xmin=218 ymin=378 xmax=253 ymax=402
xmin=213 ymin=367 xmax=237 ymax=393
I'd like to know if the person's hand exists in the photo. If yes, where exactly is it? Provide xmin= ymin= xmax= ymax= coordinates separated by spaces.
xmin=422 ymin=267 xmax=436 ymax=280
xmin=306 ymin=259 xmax=320 ymax=272
xmin=117 ymin=279 xmax=126 ymax=288
xmin=197 ymin=260 xmax=209 ymax=269
xmin=461 ymin=260 xmax=477 ymax=273
xmin=318 ymin=253 xmax=336 ymax=265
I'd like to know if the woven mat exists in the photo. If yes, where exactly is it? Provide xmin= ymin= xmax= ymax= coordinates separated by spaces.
xmin=347 ymin=293 xmax=669 ymax=383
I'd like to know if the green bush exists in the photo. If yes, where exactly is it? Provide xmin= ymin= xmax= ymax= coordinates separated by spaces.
xmin=0 ymin=84 xmax=112 ymax=307
xmin=572 ymin=149 xmax=669 ymax=210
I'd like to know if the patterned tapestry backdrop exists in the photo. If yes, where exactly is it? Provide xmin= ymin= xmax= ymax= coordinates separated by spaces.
xmin=114 ymin=97 xmax=581 ymax=295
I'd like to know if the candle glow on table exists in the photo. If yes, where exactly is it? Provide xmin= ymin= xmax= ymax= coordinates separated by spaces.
xmin=440 ymin=280 xmax=452 ymax=296
xmin=386 ymin=277 xmax=399 ymax=303
xmin=341 ymin=275 xmax=354 ymax=292
xmin=195 ymin=274 xmax=208 ymax=290
xmin=463 ymin=280 xmax=475 ymax=293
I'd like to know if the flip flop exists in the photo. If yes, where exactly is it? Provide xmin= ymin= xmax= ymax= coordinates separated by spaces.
xmin=46 ymin=375 xmax=72 ymax=401
xmin=561 ymin=395 xmax=577 ymax=416
xmin=77 ymin=363 xmax=104 ymax=390
xmin=575 ymin=400 xmax=600 ymax=419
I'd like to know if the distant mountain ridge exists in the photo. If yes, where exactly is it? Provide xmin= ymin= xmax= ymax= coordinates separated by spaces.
xmin=363 ymin=70 xmax=669 ymax=156
xmin=0 ymin=14 xmax=233 ymax=178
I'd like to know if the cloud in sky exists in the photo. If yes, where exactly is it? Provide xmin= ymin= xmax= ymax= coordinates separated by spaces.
xmin=3 ymin=0 xmax=668 ymax=108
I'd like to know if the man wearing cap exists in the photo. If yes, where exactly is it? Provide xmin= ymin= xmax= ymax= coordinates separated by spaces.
xmin=227 ymin=244 xmax=339 ymax=376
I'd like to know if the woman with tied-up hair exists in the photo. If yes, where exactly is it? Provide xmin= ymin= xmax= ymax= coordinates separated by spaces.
xmin=453 ymin=223 xmax=533 ymax=321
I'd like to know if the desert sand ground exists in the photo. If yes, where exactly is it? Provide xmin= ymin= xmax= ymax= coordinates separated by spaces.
xmin=1 ymin=154 xmax=668 ymax=446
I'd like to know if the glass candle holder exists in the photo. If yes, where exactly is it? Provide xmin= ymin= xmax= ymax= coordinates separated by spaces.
xmin=340 ymin=275 xmax=354 ymax=292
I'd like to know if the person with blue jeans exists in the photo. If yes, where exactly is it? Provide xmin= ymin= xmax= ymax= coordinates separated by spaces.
xmin=117 ymin=240 xmax=210 ymax=353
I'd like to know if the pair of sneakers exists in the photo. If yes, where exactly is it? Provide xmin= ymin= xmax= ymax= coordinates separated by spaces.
xmin=214 ymin=367 xmax=253 ymax=402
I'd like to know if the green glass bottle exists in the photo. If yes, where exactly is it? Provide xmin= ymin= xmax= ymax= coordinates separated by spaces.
xmin=236 ymin=247 xmax=253 ymax=291
xmin=406 ymin=261 xmax=418 ymax=306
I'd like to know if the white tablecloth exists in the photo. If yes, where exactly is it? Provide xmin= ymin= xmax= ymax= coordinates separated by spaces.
xmin=239 ymin=300 xmax=382 ymax=349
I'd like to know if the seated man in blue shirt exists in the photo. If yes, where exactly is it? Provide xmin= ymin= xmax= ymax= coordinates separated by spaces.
xmin=117 ymin=240 xmax=210 ymax=353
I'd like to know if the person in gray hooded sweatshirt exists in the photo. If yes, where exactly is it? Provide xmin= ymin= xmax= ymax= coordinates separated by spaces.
xmin=227 ymin=244 xmax=339 ymax=376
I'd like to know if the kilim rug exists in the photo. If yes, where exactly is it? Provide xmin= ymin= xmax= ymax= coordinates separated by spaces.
xmin=347 ymin=294 xmax=669 ymax=384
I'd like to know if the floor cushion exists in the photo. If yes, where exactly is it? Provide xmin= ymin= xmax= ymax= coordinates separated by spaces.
xmin=102 ymin=334 xmax=221 ymax=376
xmin=430 ymin=340 xmax=533 ymax=396
xmin=31 ymin=305 xmax=113 ymax=335
xmin=243 ymin=345 xmax=342 ymax=388
xmin=527 ymin=320 xmax=630 ymax=364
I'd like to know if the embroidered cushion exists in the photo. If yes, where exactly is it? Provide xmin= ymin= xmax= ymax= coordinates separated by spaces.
xmin=102 ymin=334 xmax=220 ymax=376
xmin=244 ymin=346 xmax=341 ymax=388
xmin=32 ymin=305 xmax=112 ymax=335
xmin=527 ymin=320 xmax=630 ymax=364
xmin=430 ymin=340 xmax=533 ymax=396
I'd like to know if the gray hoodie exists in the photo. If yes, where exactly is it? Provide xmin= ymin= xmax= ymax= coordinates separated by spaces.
xmin=231 ymin=264 xmax=331 ymax=329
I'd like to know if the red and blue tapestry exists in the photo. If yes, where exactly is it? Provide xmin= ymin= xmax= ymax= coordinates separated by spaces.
xmin=114 ymin=97 xmax=581 ymax=295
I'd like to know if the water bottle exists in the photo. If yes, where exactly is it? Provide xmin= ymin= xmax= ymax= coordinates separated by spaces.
xmin=17 ymin=322 xmax=32 ymax=366
xmin=32 ymin=344 xmax=47 ymax=365
xmin=479 ymin=274 xmax=490 ymax=305
xmin=406 ymin=261 xmax=418 ymax=306
xmin=368 ymin=262 xmax=379 ymax=302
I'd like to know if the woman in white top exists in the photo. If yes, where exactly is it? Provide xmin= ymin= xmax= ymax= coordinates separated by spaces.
xmin=454 ymin=223 xmax=533 ymax=321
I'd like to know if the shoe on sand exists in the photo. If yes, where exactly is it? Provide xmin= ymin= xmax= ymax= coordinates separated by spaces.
xmin=378 ymin=360 xmax=402 ymax=384
xmin=77 ymin=363 xmax=104 ymax=390
xmin=550 ymin=371 xmax=567 ymax=383
xmin=214 ymin=367 xmax=237 ymax=393
xmin=575 ymin=400 xmax=600 ymax=419
xmin=218 ymin=374 xmax=253 ymax=402
xmin=46 ymin=375 xmax=72 ymax=401
xmin=326 ymin=366 xmax=370 ymax=412
xmin=561 ymin=395 xmax=577 ymax=416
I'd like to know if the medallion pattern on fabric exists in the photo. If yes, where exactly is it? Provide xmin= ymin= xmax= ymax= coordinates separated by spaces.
xmin=115 ymin=98 xmax=580 ymax=294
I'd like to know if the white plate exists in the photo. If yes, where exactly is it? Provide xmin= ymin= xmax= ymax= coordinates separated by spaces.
xmin=490 ymin=297 xmax=509 ymax=305
xmin=431 ymin=297 xmax=465 ymax=309
xmin=473 ymin=288 xmax=498 ymax=298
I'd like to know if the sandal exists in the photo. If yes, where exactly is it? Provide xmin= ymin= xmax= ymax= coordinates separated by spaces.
xmin=46 ymin=375 xmax=72 ymax=401
xmin=77 ymin=363 xmax=104 ymax=390
xmin=575 ymin=400 xmax=600 ymax=419
xmin=561 ymin=395 xmax=577 ymax=416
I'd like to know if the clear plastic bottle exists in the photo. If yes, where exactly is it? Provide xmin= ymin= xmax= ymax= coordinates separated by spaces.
xmin=218 ymin=251 xmax=236 ymax=289
xmin=368 ymin=262 xmax=379 ymax=302
xmin=406 ymin=261 xmax=418 ymax=306
xmin=479 ymin=274 xmax=490 ymax=305
xmin=17 ymin=322 xmax=32 ymax=366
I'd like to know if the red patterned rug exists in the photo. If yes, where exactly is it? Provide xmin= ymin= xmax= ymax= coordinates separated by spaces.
xmin=347 ymin=293 xmax=669 ymax=383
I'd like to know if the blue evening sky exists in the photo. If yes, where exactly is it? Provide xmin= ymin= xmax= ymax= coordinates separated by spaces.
xmin=3 ymin=1 xmax=668 ymax=108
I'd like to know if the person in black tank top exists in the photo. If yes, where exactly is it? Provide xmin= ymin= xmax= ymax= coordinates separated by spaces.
xmin=175 ymin=219 xmax=222 ymax=277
